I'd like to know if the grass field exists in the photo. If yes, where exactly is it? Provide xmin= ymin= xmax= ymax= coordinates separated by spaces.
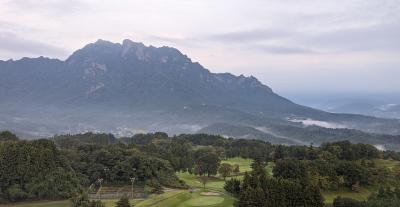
xmin=374 ymin=159 xmax=400 ymax=170
xmin=134 ymin=190 xmax=234 ymax=207
xmin=221 ymin=157 xmax=252 ymax=173
xmin=176 ymin=172 xmax=226 ymax=191
xmin=0 ymin=191 xmax=232 ymax=207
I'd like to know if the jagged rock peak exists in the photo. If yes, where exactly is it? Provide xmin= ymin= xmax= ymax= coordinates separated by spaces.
xmin=122 ymin=39 xmax=145 ymax=48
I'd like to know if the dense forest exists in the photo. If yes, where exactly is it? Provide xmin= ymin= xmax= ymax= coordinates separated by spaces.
xmin=1 ymin=130 xmax=400 ymax=206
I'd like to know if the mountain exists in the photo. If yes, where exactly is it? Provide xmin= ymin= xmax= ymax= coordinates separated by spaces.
xmin=326 ymin=101 xmax=400 ymax=119
xmin=1 ymin=39 xmax=400 ymax=149
xmin=292 ymin=94 xmax=400 ymax=119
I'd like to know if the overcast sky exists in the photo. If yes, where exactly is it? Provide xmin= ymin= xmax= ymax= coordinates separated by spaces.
xmin=0 ymin=0 xmax=399 ymax=96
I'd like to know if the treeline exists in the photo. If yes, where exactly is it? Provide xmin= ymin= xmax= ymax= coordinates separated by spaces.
xmin=62 ymin=144 xmax=184 ymax=188
xmin=53 ymin=132 xmax=118 ymax=148
xmin=0 ymin=131 xmax=184 ymax=203
xmin=0 ymin=137 xmax=80 ymax=202
xmin=225 ymin=159 xmax=324 ymax=207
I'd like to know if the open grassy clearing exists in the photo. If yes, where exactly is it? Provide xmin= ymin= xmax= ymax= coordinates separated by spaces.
xmin=135 ymin=190 xmax=234 ymax=207
xmin=374 ymin=159 xmax=400 ymax=170
xmin=134 ymin=190 xmax=188 ymax=207
xmin=221 ymin=157 xmax=252 ymax=172
xmin=221 ymin=157 xmax=275 ymax=175
xmin=183 ymin=194 xmax=225 ymax=206
xmin=177 ymin=157 xmax=256 ymax=192
xmin=176 ymin=172 xmax=226 ymax=191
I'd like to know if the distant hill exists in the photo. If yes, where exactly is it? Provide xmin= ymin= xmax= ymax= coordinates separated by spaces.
xmin=327 ymin=101 xmax=400 ymax=119
xmin=199 ymin=123 xmax=400 ymax=151
xmin=1 ymin=39 xmax=400 ymax=148
xmin=291 ymin=94 xmax=400 ymax=119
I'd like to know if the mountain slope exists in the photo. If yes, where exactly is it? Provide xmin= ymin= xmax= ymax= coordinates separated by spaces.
xmin=0 ymin=39 xmax=400 ymax=146
xmin=0 ymin=39 xmax=323 ymax=116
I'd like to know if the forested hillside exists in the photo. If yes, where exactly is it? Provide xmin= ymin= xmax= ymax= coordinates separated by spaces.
xmin=1 ymin=131 xmax=400 ymax=206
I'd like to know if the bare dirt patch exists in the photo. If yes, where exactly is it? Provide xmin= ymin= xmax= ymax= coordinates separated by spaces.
xmin=200 ymin=191 xmax=221 ymax=196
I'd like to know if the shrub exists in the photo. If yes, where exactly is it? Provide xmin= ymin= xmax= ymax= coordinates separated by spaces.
xmin=333 ymin=196 xmax=363 ymax=207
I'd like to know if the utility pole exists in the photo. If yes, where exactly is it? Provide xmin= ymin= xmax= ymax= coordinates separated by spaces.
xmin=103 ymin=167 xmax=109 ymax=181
xmin=144 ymin=177 xmax=147 ymax=198
xmin=133 ymin=168 xmax=138 ymax=198
xmin=130 ymin=177 xmax=136 ymax=198
xmin=97 ymin=178 xmax=104 ymax=200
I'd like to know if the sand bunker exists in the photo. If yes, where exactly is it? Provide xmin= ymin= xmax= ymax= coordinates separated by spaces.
xmin=200 ymin=192 xmax=221 ymax=196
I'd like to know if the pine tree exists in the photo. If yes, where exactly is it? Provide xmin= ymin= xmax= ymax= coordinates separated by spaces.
xmin=70 ymin=191 xmax=90 ymax=207
xmin=0 ymin=131 xmax=19 ymax=141
xmin=218 ymin=163 xmax=233 ymax=180
xmin=238 ymin=187 xmax=260 ymax=207
xmin=251 ymin=157 xmax=266 ymax=176
xmin=115 ymin=196 xmax=132 ymax=207
xmin=224 ymin=178 xmax=241 ymax=197
xmin=253 ymin=186 xmax=266 ymax=206
xmin=89 ymin=200 xmax=105 ymax=207
xmin=274 ymin=145 xmax=285 ymax=161
xmin=233 ymin=164 xmax=240 ymax=174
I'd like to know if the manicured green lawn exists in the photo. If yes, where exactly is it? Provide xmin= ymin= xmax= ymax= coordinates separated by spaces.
xmin=134 ymin=190 xmax=188 ymax=207
xmin=374 ymin=159 xmax=400 ymax=170
xmin=135 ymin=190 xmax=234 ymax=207
xmin=177 ymin=157 xmax=256 ymax=192
xmin=168 ymin=157 xmax=254 ymax=206
xmin=184 ymin=196 xmax=224 ymax=206
xmin=221 ymin=157 xmax=274 ymax=176
xmin=176 ymin=172 xmax=226 ymax=191
xmin=221 ymin=157 xmax=252 ymax=173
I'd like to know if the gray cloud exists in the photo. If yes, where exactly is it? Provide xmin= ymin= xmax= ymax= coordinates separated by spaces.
xmin=147 ymin=29 xmax=316 ymax=54
xmin=0 ymin=32 xmax=67 ymax=57
xmin=205 ymin=29 xmax=291 ymax=43
xmin=3 ymin=0 xmax=87 ymax=15
xmin=0 ymin=0 xmax=399 ymax=94
xmin=152 ymin=20 xmax=400 ymax=55
xmin=251 ymin=45 xmax=316 ymax=54
xmin=203 ymin=29 xmax=319 ymax=54
xmin=0 ymin=21 xmax=36 ymax=32
xmin=306 ymin=23 xmax=400 ymax=52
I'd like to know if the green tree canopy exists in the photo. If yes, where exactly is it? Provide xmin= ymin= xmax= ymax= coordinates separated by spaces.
xmin=115 ymin=196 xmax=132 ymax=207
xmin=0 ymin=131 xmax=18 ymax=141
xmin=218 ymin=163 xmax=233 ymax=180
xmin=194 ymin=148 xmax=220 ymax=176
